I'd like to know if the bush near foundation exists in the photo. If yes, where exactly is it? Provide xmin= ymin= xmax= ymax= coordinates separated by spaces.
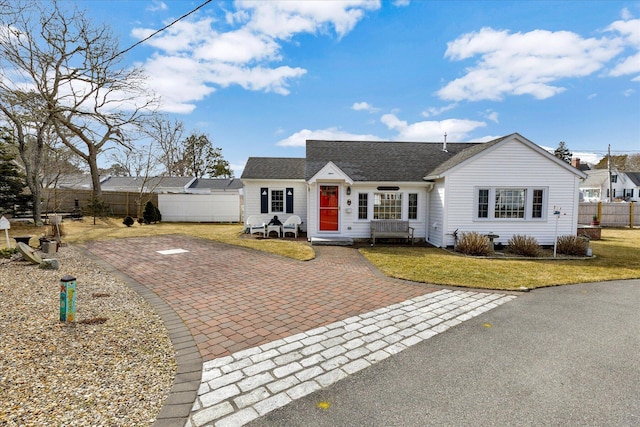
xmin=507 ymin=235 xmax=541 ymax=257
xmin=556 ymin=235 xmax=589 ymax=256
xmin=456 ymin=232 xmax=492 ymax=256
xmin=143 ymin=201 xmax=161 ymax=224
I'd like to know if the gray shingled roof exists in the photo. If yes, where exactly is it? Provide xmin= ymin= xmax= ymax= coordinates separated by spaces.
xmin=101 ymin=176 xmax=195 ymax=189
xmin=626 ymin=172 xmax=640 ymax=186
xmin=241 ymin=157 xmax=306 ymax=180
xmin=189 ymin=178 xmax=243 ymax=190
xmin=305 ymin=140 xmax=491 ymax=182
xmin=243 ymin=133 xmax=567 ymax=183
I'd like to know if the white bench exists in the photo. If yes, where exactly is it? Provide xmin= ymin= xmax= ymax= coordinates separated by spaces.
xmin=370 ymin=220 xmax=414 ymax=246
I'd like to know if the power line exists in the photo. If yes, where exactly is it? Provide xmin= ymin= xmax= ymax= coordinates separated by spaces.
xmin=110 ymin=0 xmax=212 ymax=62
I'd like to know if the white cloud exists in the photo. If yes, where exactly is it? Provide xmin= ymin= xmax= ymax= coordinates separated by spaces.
xmin=352 ymin=101 xmax=379 ymax=112
xmin=482 ymin=110 xmax=499 ymax=123
xmin=393 ymin=0 xmax=411 ymax=7
xmin=146 ymin=1 xmax=167 ymax=12
xmin=623 ymin=88 xmax=635 ymax=97
xmin=438 ymin=27 xmax=623 ymax=102
xmin=421 ymin=103 xmax=457 ymax=117
xmin=605 ymin=17 xmax=640 ymax=78
xmin=193 ymin=29 xmax=282 ymax=63
xmin=276 ymin=128 xmax=381 ymax=147
xmin=380 ymin=113 xmax=486 ymax=141
xmin=238 ymin=0 xmax=381 ymax=40
xmin=131 ymin=2 xmax=378 ymax=112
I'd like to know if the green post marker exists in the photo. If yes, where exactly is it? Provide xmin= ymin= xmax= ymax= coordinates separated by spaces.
xmin=60 ymin=275 xmax=77 ymax=322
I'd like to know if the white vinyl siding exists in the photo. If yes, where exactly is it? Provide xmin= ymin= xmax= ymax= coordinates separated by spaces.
xmin=441 ymin=139 xmax=581 ymax=246
xmin=242 ymin=179 xmax=307 ymax=231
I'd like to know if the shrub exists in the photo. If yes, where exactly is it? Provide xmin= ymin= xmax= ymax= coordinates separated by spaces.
xmin=507 ymin=234 xmax=541 ymax=257
xmin=556 ymin=235 xmax=589 ymax=256
xmin=137 ymin=217 xmax=144 ymax=225
xmin=143 ymin=201 xmax=161 ymax=224
xmin=0 ymin=247 xmax=16 ymax=258
xmin=456 ymin=231 xmax=492 ymax=256
xmin=123 ymin=216 xmax=134 ymax=227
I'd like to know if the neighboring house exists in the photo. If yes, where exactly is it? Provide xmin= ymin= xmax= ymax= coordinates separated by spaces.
xmin=54 ymin=174 xmax=110 ymax=190
xmin=187 ymin=178 xmax=244 ymax=195
xmin=241 ymin=133 xmax=587 ymax=247
xmin=580 ymin=169 xmax=640 ymax=202
xmin=101 ymin=176 xmax=196 ymax=193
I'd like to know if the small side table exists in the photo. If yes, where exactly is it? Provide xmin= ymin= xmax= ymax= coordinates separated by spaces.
xmin=266 ymin=225 xmax=282 ymax=238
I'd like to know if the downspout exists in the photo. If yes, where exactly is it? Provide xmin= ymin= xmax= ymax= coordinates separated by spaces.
xmin=423 ymin=181 xmax=435 ymax=244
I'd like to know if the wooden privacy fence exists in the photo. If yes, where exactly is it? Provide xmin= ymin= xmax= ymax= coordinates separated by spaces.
xmin=579 ymin=202 xmax=638 ymax=227
xmin=42 ymin=189 xmax=158 ymax=218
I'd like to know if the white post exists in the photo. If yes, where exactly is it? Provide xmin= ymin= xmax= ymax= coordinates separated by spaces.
xmin=0 ymin=216 xmax=10 ymax=249
xmin=553 ymin=207 xmax=561 ymax=258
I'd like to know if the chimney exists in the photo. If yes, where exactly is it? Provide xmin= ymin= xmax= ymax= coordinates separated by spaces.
xmin=571 ymin=158 xmax=580 ymax=169
xmin=442 ymin=132 xmax=448 ymax=152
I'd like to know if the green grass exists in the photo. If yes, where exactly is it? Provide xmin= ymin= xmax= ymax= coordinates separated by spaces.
xmin=359 ymin=228 xmax=640 ymax=290
xmin=5 ymin=218 xmax=638 ymax=290
xmin=3 ymin=218 xmax=316 ymax=261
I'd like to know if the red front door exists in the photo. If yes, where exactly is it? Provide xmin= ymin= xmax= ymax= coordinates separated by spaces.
xmin=319 ymin=185 xmax=339 ymax=231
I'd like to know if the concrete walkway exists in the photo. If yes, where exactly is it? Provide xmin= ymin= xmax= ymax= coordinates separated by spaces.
xmin=84 ymin=236 xmax=515 ymax=426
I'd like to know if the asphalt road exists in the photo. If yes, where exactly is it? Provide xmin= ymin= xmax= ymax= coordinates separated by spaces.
xmin=250 ymin=280 xmax=640 ymax=427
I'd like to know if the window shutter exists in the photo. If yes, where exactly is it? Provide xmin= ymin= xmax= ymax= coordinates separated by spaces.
xmin=260 ymin=188 xmax=268 ymax=213
xmin=286 ymin=188 xmax=294 ymax=213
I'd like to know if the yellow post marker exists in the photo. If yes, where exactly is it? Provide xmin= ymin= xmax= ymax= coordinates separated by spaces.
xmin=60 ymin=275 xmax=77 ymax=322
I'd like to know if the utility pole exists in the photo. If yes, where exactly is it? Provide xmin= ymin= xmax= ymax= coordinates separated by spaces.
xmin=607 ymin=144 xmax=613 ymax=202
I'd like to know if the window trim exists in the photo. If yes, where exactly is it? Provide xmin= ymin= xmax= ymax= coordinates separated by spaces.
xmin=373 ymin=191 xmax=403 ymax=220
xmin=474 ymin=187 xmax=548 ymax=221
xmin=357 ymin=193 xmax=368 ymax=220
xmin=408 ymin=193 xmax=418 ymax=220
xmin=270 ymin=188 xmax=284 ymax=213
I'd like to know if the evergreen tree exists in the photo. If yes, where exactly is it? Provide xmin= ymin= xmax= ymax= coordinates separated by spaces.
xmin=0 ymin=132 xmax=26 ymax=214
xmin=180 ymin=133 xmax=233 ymax=178
xmin=143 ymin=201 xmax=161 ymax=224
xmin=554 ymin=141 xmax=572 ymax=164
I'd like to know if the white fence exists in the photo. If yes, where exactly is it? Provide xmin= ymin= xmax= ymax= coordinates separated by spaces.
xmin=158 ymin=193 xmax=241 ymax=223
xmin=578 ymin=202 xmax=639 ymax=227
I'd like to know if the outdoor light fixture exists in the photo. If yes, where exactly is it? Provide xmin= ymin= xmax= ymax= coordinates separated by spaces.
xmin=346 ymin=186 xmax=351 ymax=195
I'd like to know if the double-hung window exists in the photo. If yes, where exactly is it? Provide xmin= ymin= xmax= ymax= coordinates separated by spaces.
xmin=408 ymin=193 xmax=418 ymax=220
xmin=476 ymin=187 xmax=546 ymax=220
xmin=271 ymin=189 xmax=284 ymax=213
xmin=358 ymin=193 xmax=368 ymax=220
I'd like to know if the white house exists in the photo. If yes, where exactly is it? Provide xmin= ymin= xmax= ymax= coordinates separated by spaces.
xmin=580 ymin=169 xmax=640 ymax=202
xmin=241 ymin=133 xmax=587 ymax=247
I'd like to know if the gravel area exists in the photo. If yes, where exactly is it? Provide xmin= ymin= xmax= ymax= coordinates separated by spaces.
xmin=0 ymin=245 xmax=176 ymax=426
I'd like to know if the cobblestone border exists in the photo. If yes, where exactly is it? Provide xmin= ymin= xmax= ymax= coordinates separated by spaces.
xmin=187 ymin=289 xmax=516 ymax=427
xmin=76 ymin=246 xmax=202 ymax=427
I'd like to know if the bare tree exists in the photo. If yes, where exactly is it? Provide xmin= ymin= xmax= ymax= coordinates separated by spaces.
xmin=0 ymin=92 xmax=53 ymax=222
xmin=146 ymin=115 xmax=185 ymax=177
xmin=0 ymin=0 xmax=156 ymax=205
xmin=625 ymin=153 xmax=640 ymax=171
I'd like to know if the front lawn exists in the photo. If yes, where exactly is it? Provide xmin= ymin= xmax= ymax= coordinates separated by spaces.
xmin=359 ymin=228 xmax=640 ymax=290
xmin=4 ymin=218 xmax=638 ymax=290
xmin=2 ymin=218 xmax=316 ymax=261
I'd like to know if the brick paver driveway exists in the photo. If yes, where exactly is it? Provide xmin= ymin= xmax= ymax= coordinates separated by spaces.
xmin=85 ymin=235 xmax=437 ymax=362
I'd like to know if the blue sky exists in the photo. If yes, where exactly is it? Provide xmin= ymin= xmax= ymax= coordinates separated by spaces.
xmin=78 ymin=0 xmax=640 ymax=176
